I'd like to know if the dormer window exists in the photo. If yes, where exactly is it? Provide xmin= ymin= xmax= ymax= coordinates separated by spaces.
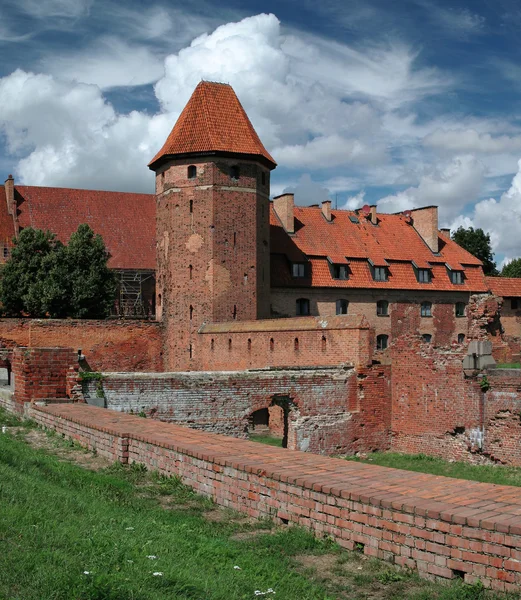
xmin=187 ymin=165 xmax=197 ymax=179
xmin=333 ymin=264 xmax=349 ymax=280
xmin=292 ymin=263 xmax=305 ymax=278
xmin=451 ymin=271 xmax=464 ymax=285
xmin=418 ymin=269 xmax=431 ymax=283
xmin=373 ymin=266 xmax=388 ymax=282
xmin=230 ymin=165 xmax=240 ymax=181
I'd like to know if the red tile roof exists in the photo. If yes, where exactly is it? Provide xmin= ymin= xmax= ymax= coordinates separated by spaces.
xmin=0 ymin=186 xmax=16 ymax=249
xmin=271 ymin=205 xmax=488 ymax=292
xmin=486 ymin=277 xmax=521 ymax=298
xmin=148 ymin=81 xmax=276 ymax=170
xmin=14 ymin=186 xmax=155 ymax=270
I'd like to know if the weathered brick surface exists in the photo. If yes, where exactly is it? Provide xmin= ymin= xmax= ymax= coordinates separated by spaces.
xmin=30 ymin=403 xmax=521 ymax=591
xmin=0 ymin=319 xmax=163 ymax=372
xmin=84 ymin=365 xmax=391 ymax=455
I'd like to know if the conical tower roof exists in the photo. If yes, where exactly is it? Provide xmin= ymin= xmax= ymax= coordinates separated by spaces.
xmin=148 ymin=81 xmax=276 ymax=170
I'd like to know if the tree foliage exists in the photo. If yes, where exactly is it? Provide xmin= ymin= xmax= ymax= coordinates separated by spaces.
xmin=501 ymin=258 xmax=521 ymax=278
xmin=451 ymin=227 xmax=498 ymax=275
xmin=0 ymin=224 xmax=116 ymax=318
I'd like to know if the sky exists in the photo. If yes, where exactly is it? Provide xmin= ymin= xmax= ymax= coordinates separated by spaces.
xmin=1 ymin=0 xmax=521 ymax=266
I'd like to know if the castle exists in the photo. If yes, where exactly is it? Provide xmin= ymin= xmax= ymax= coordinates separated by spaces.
xmin=0 ymin=81 xmax=521 ymax=463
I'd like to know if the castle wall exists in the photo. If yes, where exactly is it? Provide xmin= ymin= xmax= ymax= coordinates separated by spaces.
xmin=0 ymin=319 xmax=162 ymax=372
xmin=83 ymin=364 xmax=391 ymax=455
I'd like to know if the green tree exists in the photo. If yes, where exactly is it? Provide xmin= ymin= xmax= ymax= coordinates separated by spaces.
xmin=451 ymin=227 xmax=498 ymax=275
xmin=501 ymin=258 xmax=521 ymax=278
xmin=0 ymin=224 xmax=116 ymax=318
xmin=65 ymin=224 xmax=116 ymax=318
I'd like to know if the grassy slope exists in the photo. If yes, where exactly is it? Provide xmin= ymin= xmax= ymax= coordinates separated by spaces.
xmin=1 ymin=409 xmax=519 ymax=600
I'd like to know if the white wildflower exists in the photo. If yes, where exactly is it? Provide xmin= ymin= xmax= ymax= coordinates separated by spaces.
xmin=146 ymin=555 xmax=157 ymax=559
xmin=234 ymin=565 xmax=241 ymax=570
xmin=152 ymin=572 xmax=163 ymax=576
xmin=83 ymin=571 xmax=90 ymax=575
xmin=125 ymin=527 xmax=134 ymax=531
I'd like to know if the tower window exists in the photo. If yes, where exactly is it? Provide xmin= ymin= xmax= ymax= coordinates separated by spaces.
xmin=189 ymin=265 xmax=193 ymax=279
xmin=190 ymin=305 xmax=193 ymax=321
xmin=376 ymin=300 xmax=389 ymax=316
xmin=296 ymin=298 xmax=310 ymax=316
xmin=321 ymin=335 xmax=327 ymax=351
xmin=294 ymin=337 xmax=299 ymax=351
xmin=421 ymin=301 xmax=432 ymax=317
xmin=336 ymin=299 xmax=348 ymax=315
xmin=270 ymin=338 xmax=274 ymax=351
xmin=189 ymin=344 xmax=193 ymax=359
xmin=247 ymin=338 xmax=252 ymax=351
xmin=455 ymin=302 xmax=466 ymax=318
xmin=458 ymin=333 xmax=465 ymax=344
xmin=188 ymin=165 xmax=197 ymax=179
xmin=230 ymin=165 xmax=240 ymax=181
xmin=189 ymin=200 xmax=193 ymax=213
xmin=233 ymin=305 xmax=237 ymax=320
xmin=422 ymin=334 xmax=432 ymax=343
xmin=376 ymin=334 xmax=388 ymax=350
xmin=211 ymin=338 xmax=214 ymax=351
xmin=228 ymin=339 xmax=232 ymax=351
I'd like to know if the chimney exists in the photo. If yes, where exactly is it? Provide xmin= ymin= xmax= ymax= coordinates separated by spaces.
xmin=440 ymin=228 xmax=451 ymax=239
xmin=370 ymin=205 xmax=377 ymax=225
xmin=411 ymin=206 xmax=439 ymax=253
xmin=321 ymin=200 xmax=332 ymax=222
xmin=273 ymin=193 xmax=294 ymax=234
xmin=4 ymin=174 xmax=14 ymax=216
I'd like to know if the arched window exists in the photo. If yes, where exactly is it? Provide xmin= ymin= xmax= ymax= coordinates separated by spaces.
xmin=294 ymin=337 xmax=299 ymax=351
xmin=187 ymin=165 xmax=197 ymax=179
xmin=336 ymin=299 xmax=348 ymax=315
xmin=296 ymin=298 xmax=310 ymax=316
xmin=421 ymin=301 xmax=432 ymax=317
xmin=455 ymin=302 xmax=466 ymax=318
xmin=230 ymin=165 xmax=240 ymax=181
xmin=321 ymin=335 xmax=327 ymax=351
xmin=376 ymin=334 xmax=388 ymax=350
xmin=247 ymin=338 xmax=252 ymax=351
xmin=422 ymin=334 xmax=432 ymax=343
xmin=376 ymin=300 xmax=389 ymax=316
xmin=457 ymin=333 xmax=465 ymax=344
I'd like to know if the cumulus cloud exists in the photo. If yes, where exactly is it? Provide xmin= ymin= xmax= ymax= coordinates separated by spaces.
xmin=282 ymin=173 xmax=330 ymax=205
xmin=378 ymin=155 xmax=485 ymax=220
xmin=424 ymin=129 xmax=521 ymax=154
xmin=340 ymin=190 xmax=366 ymax=211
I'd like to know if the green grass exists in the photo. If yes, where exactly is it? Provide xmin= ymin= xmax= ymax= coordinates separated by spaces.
xmin=1 ymin=407 xmax=520 ymax=600
xmin=345 ymin=452 xmax=521 ymax=487
xmin=249 ymin=432 xmax=284 ymax=447
xmin=496 ymin=363 xmax=521 ymax=369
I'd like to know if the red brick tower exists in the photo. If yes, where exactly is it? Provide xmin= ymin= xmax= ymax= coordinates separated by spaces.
xmin=149 ymin=81 xmax=277 ymax=371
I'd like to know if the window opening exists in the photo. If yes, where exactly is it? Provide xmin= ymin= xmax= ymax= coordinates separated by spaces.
xmin=189 ymin=265 xmax=193 ymax=279
xmin=247 ymin=338 xmax=252 ymax=351
xmin=233 ymin=232 xmax=236 ymax=247
xmin=511 ymin=299 xmax=519 ymax=310
xmin=296 ymin=298 xmax=310 ymax=316
xmin=373 ymin=266 xmax=388 ymax=282
xmin=422 ymin=334 xmax=432 ymax=343
xmin=228 ymin=339 xmax=232 ymax=351
xmin=189 ymin=200 xmax=193 ymax=213
xmin=376 ymin=334 xmax=388 ymax=350
xmin=230 ymin=165 xmax=240 ymax=180
xmin=187 ymin=165 xmax=197 ymax=179
xmin=418 ymin=269 xmax=431 ymax=283
xmin=455 ymin=302 xmax=465 ymax=318
xmin=292 ymin=263 xmax=305 ymax=278
xmin=336 ymin=299 xmax=348 ymax=315
xmin=333 ymin=264 xmax=349 ymax=280
xmin=210 ymin=339 xmax=214 ymax=351
xmin=451 ymin=271 xmax=464 ymax=285
xmin=457 ymin=334 xmax=465 ymax=344
xmin=270 ymin=338 xmax=274 ymax=351
xmin=421 ymin=301 xmax=432 ymax=317
xmin=189 ymin=305 xmax=193 ymax=321
xmin=376 ymin=300 xmax=389 ymax=316
xmin=189 ymin=344 xmax=193 ymax=359
xmin=321 ymin=335 xmax=327 ymax=351
xmin=233 ymin=305 xmax=237 ymax=320
xmin=294 ymin=337 xmax=299 ymax=351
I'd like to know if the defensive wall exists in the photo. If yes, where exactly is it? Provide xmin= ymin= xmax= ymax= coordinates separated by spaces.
xmin=21 ymin=402 xmax=521 ymax=593
xmin=0 ymin=319 xmax=163 ymax=371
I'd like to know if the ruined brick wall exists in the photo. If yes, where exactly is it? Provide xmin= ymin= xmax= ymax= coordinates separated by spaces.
xmin=11 ymin=347 xmax=77 ymax=407
xmin=482 ymin=369 xmax=521 ymax=465
xmin=197 ymin=316 xmax=373 ymax=371
xmin=155 ymin=157 xmax=271 ymax=371
xmin=84 ymin=365 xmax=391 ymax=455
xmin=0 ymin=319 xmax=163 ymax=372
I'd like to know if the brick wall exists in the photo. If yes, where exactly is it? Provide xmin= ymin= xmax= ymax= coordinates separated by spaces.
xmin=197 ymin=315 xmax=373 ymax=370
xmin=29 ymin=403 xmax=521 ymax=593
xmin=11 ymin=347 xmax=77 ymax=407
xmin=84 ymin=365 xmax=391 ymax=455
xmin=0 ymin=319 xmax=163 ymax=371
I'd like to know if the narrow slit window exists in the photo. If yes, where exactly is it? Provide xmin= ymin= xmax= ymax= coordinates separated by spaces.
xmin=233 ymin=305 xmax=237 ymax=320
xmin=270 ymin=338 xmax=274 ymax=351
xmin=228 ymin=339 xmax=232 ymax=351
xmin=189 ymin=200 xmax=193 ymax=213
xmin=321 ymin=335 xmax=327 ymax=351
xmin=189 ymin=265 xmax=193 ymax=280
xmin=210 ymin=339 xmax=214 ymax=351
xmin=233 ymin=232 xmax=237 ymax=247
xmin=189 ymin=305 xmax=193 ymax=321
xmin=294 ymin=337 xmax=299 ymax=351
xmin=189 ymin=344 xmax=192 ymax=359
xmin=247 ymin=338 xmax=252 ymax=351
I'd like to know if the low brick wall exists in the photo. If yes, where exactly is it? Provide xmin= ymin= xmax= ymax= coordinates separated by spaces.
xmin=29 ymin=403 xmax=521 ymax=592
xmin=0 ymin=319 xmax=163 ymax=372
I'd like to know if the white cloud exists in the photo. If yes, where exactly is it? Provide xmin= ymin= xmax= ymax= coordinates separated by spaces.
xmin=16 ymin=0 xmax=93 ymax=19
xmin=340 ymin=190 xmax=366 ymax=211
xmin=424 ymin=129 xmax=521 ymax=154
xmin=378 ymin=155 xmax=485 ymax=220
xmin=415 ymin=1 xmax=485 ymax=36
xmin=282 ymin=173 xmax=330 ymax=205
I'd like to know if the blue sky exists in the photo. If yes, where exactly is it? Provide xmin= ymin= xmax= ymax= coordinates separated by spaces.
xmin=1 ymin=0 xmax=521 ymax=264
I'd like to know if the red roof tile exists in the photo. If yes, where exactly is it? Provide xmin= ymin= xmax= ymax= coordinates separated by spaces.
xmin=14 ymin=186 xmax=155 ymax=270
xmin=0 ymin=186 xmax=16 ymax=248
xmin=486 ymin=277 xmax=521 ymax=298
xmin=271 ymin=205 xmax=488 ymax=292
xmin=148 ymin=81 xmax=276 ymax=170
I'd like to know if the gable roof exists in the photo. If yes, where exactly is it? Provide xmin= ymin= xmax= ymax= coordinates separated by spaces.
xmin=0 ymin=186 xmax=17 ymax=250
xmin=270 ymin=204 xmax=488 ymax=292
xmin=148 ymin=81 xmax=276 ymax=170
xmin=13 ymin=185 xmax=155 ymax=270
xmin=486 ymin=276 xmax=521 ymax=298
